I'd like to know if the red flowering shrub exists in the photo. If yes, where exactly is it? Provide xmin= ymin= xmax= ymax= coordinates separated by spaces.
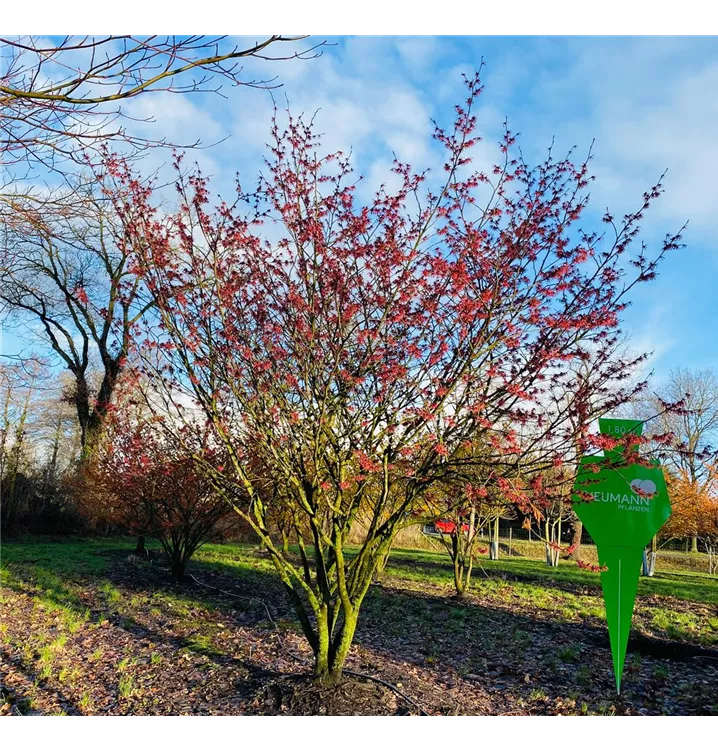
xmin=96 ymin=72 xmax=682 ymax=682
xmin=85 ymin=401 xmax=233 ymax=580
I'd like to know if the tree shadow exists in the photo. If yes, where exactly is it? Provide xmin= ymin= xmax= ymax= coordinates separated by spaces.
xmin=3 ymin=538 xmax=716 ymax=715
xmin=0 ymin=645 xmax=83 ymax=715
xmin=355 ymin=579 xmax=718 ymax=715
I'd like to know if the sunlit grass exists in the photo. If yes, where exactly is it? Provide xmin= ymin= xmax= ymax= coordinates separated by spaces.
xmin=2 ymin=537 xmax=716 ymax=653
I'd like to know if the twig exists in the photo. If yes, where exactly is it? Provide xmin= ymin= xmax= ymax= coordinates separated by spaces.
xmin=186 ymin=573 xmax=276 ymax=627
xmin=342 ymin=668 xmax=430 ymax=716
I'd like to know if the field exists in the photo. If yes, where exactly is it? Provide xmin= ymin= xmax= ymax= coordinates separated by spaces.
xmin=1 ymin=538 xmax=717 ymax=716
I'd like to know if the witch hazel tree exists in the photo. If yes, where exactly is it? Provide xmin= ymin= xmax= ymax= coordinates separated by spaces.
xmin=98 ymin=72 xmax=683 ymax=684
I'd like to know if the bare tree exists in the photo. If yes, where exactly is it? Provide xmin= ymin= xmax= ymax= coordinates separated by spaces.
xmin=1 ymin=183 xmax=150 ymax=458
xmin=1 ymin=35 xmax=325 ymax=171
xmin=640 ymin=368 xmax=718 ymax=553
xmin=1 ymin=36 xmax=325 ymax=456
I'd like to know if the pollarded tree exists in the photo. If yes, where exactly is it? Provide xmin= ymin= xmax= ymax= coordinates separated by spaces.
xmin=104 ymin=73 xmax=682 ymax=684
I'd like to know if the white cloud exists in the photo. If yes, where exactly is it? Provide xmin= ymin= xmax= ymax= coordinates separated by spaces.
xmin=624 ymin=302 xmax=678 ymax=381
xmin=396 ymin=37 xmax=443 ymax=75
xmin=121 ymin=91 xmax=225 ymax=182
xmin=512 ymin=38 xmax=718 ymax=241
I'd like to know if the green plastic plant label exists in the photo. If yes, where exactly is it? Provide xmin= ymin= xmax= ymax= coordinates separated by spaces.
xmin=572 ymin=418 xmax=671 ymax=694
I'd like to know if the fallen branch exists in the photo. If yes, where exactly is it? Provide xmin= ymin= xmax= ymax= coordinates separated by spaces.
xmin=342 ymin=668 xmax=430 ymax=716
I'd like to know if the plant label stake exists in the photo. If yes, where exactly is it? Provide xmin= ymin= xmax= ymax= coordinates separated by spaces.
xmin=572 ymin=418 xmax=671 ymax=694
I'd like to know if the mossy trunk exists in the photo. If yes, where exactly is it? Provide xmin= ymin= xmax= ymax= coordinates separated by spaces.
xmin=75 ymin=361 xmax=121 ymax=463
xmin=312 ymin=607 xmax=360 ymax=685
xmin=372 ymin=545 xmax=392 ymax=583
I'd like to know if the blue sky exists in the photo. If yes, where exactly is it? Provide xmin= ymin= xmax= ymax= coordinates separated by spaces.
xmin=5 ymin=36 xmax=718 ymax=385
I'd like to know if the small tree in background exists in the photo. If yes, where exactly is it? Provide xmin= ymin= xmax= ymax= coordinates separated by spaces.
xmin=85 ymin=394 xmax=233 ymax=580
xmin=427 ymin=455 xmax=519 ymax=586
xmin=530 ymin=468 xmax=576 ymax=568
xmin=426 ymin=481 xmax=499 ymax=597
xmin=664 ymin=464 xmax=718 ymax=571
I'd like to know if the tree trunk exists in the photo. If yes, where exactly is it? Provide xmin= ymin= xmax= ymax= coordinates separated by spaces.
xmin=73 ymin=374 xmax=92 ymax=458
xmin=570 ymin=520 xmax=583 ymax=562
xmin=452 ymin=509 xmax=477 ymax=597
xmin=648 ymin=551 xmax=656 ymax=577
xmin=372 ymin=544 xmax=392 ymax=583
xmin=489 ymin=515 xmax=499 ymax=560
xmin=649 ymin=535 xmax=657 ymax=576
xmin=135 ymin=534 xmax=147 ymax=556
xmin=691 ymin=536 xmax=699 ymax=553
xmin=642 ymin=536 xmax=657 ymax=577
xmin=555 ymin=517 xmax=562 ymax=566
xmin=641 ymin=547 xmax=651 ymax=576
xmin=312 ymin=606 xmax=360 ymax=685
xmin=451 ymin=533 xmax=464 ymax=595
xmin=463 ymin=507 xmax=475 ymax=592
xmin=74 ymin=359 xmax=121 ymax=462
xmin=453 ymin=562 xmax=466 ymax=597
xmin=81 ymin=407 xmax=107 ymax=461
xmin=545 ymin=520 xmax=559 ymax=567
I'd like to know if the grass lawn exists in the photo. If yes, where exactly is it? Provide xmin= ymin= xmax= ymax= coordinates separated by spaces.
xmin=1 ymin=537 xmax=717 ymax=716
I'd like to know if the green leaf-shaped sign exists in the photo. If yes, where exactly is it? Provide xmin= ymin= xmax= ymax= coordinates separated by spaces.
xmin=572 ymin=418 xmax=672 ymax=694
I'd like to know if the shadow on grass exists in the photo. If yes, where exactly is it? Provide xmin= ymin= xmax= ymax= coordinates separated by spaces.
xmin=0 ymin=644 xmax=83 ymax=716
xmin=2 ymin=538 xmax=717 ymax=716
